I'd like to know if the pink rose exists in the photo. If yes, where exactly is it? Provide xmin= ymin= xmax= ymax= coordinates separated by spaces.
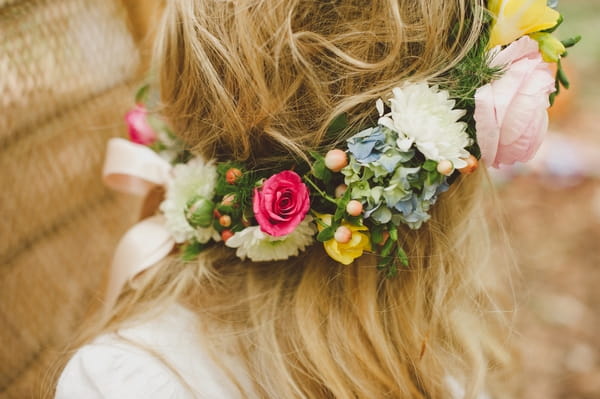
xmin=125 ymin=105 xmax=157 ymax=145
xmin=253 ymin=171 xmax=311 ymax=237
xmin=474 ymin=36 xmax=556 ymax=168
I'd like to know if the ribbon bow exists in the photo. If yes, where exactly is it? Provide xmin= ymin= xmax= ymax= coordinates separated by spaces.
xmin=102 ymin=138 xmax=176 ymax=313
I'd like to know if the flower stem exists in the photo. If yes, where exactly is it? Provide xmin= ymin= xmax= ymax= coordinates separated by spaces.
xmin=303 ymin=175 xmax=338 ymax=205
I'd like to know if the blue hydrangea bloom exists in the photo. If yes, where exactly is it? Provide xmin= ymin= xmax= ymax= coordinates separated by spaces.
xmin=347 ymin=126 xmax=386 ymax=164
xmin=393 ymin=196 xmax=431 ymax=229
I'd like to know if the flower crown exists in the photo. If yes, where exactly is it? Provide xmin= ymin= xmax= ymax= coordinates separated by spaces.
xmin=104 ymin=0 xmax=579 ymax=280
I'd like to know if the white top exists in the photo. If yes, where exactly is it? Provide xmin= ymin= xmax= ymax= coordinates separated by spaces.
xmin=55 ymin=304 xmax=255 ymax=399
xmin=56 ymin=303 xmax=489 ymax=399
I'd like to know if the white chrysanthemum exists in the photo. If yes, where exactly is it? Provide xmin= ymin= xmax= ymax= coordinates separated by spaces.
xmin=160 ymin=157 xmax=219 ymax=244
xmin=225 ymin=216 xmax=316 ymax=262
xmin=378 ymin=83 xmax=472 ymax=169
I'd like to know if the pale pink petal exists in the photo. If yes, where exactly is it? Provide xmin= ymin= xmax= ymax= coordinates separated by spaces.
xmin=474 ymin=84 xmax=500 ymax=166
xmin=494 ymin=109 xmax=548 ymax=167
xmin=477 ymin=35 xmax=556 ymax=168
xmin=490 ymin=36 xmax=541 ymax=68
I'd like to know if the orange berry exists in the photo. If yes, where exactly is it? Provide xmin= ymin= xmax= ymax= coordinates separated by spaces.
xmin=225 ymin=168 xmax=243 ymax=184
xmin=219 ymin=215 xmax=232 ymax=227
xmin=459 ymin=155 xmax=479 ymax=175
xmin=324 ymin=149 xmax=348 ymax=172
xmin=334 ymin=226 xmax=352 ymax=244
xmin=436 ymin=160 xmax=454 ymax=176
xmin=346 ymin=200 xmax=363 ymax=216
xmin=221 ymin=230 xmax=234 ymax=242
xmin=380 ymin=231 xmax=390 ymax=245
xmin=335 ymin=184 xmax=348 ymax=198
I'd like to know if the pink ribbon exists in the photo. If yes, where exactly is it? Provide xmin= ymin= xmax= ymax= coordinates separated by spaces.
xmin=102 ymin=138 xmax=176 ymax=313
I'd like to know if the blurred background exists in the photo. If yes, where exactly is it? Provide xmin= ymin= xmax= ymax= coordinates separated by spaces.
xmin=498 ymin=2 xmax=600 ymax=398
xmin=0 ymin=0 xmax=598 ymax=398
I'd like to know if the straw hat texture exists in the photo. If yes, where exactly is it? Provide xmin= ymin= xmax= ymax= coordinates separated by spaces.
xmin=0 ymin=0 xmax=162 ymax=397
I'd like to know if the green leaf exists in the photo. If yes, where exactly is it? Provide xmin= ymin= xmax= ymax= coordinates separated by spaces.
xmin=317 ymin=226 xmax=335 ymax=242
xmin=396 ymin=246 xmax=409 ymax=267
xmin=557 ymin=65 xmax=570 ymax=89
xmin=377 ymin=256 xmax=392 ymax=271
xmin=549 ymin=79 xmax=560 ymax=106
xmin=181 ymin=240 xmax=206 ymax=262
xmin=422 ymin=160 xmax=437 ymax=172
xmin=380 ymin=238 xmax=395 ymax=258
xmin=334 ymin=188 xmax=352 ymax=222
xmin=326 ymin=113 xmax=348 ymax=138
xmin=561 ymin=35 xmax=582 ymax=48
xmin=371 ymin=225 xmax=385 ymax=245
xmin=313 ymin=158 xmax=332 ymax=183
xmin=346 ymin=215 xmax=362 ymax=225
xmin=386 ymin=262 xmax=399 ymax=278
xmin=543 ymin=14 xmax=563 ymax=34
xmin=388 ymin=224 xmax=398 ymax=241
xmin=426 ymin=170 xmax=440 ymax=185
xmin=309 ymin=151 xmax=325 ymax=162
xmin=135 ymin=84 xmax=150 ymax=104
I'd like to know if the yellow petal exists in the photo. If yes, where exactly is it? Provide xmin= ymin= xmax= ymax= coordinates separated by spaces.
xmin=488 ymin=0 xmax=560 ymax=48
xmin=358 ymin=233 xmax=372 ymax=252
xmin=324 ymin=240 xmax=354 ymax=265
xmin=314 ymin=212 xmax=332 ymax=232
xmin=488 ymin=0 xmax=502 ymax=15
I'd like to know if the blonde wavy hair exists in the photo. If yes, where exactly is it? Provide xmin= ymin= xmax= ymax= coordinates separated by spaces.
xmin=53 ymin=0 xmax=518 ymax=397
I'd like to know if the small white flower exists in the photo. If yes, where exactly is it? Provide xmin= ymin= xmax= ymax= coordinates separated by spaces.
xmin=160 ymin=157 xmax=219 ymax=243
xmin=379 ymin=83 xmax=472 ymax=168
xmin=225 ymin=216 xmax=316 ymax=262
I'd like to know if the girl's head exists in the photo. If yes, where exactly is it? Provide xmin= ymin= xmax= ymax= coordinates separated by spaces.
xmin=84 ymin=1 xmax=515 ymax=398
xmin=157 ymin=0 xmax=482 ymax=163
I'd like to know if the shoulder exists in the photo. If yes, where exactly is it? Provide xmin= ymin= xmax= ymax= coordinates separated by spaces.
xmin=55 ymin=303 xmax=255 ymax=399
xmin=55 ymin=337 xmax=194 ymax=399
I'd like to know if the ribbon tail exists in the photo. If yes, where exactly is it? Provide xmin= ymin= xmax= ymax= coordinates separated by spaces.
xmin=103 ymin=137 xmax=173 ymax=197
xmin=103 ymin=215 xmax=175 ymax=315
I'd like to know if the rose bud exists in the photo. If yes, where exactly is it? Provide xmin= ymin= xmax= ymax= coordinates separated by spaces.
xmin=184 ymin=196 xmax=215 ymax=228
xmin=225 ymin=168 xmax=243 ymax=184
xmin=125 ymin=105 xmax=157 ymax=146
xmin=221 ymin=193 xmax=236 ymax=206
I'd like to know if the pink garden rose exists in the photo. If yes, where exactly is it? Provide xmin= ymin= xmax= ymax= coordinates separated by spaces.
xmin=474 ymin=36 xmax=556 ymax=168
xmin=125 ymin=105 xmax=157 ymax=145
xmin=253 ymin=171 xmax=311 ymax=237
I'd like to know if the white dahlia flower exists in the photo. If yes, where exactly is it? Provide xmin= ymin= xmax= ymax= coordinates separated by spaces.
xmin=160 ymin=157 xmax=219 ymax=243
xmin=225 ymin=216 xmax=316 ymax=262
xmin=379 ymin=83 xmax=472 ymax=168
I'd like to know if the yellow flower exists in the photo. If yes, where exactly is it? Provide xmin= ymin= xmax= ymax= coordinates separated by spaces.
xmin=529 ymin=32 xmax=566 ymax=63
xmin=488 ymin=0 xmax=560 ymax=48
xmin=315 ymin=213 xmax=371 ymax=265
